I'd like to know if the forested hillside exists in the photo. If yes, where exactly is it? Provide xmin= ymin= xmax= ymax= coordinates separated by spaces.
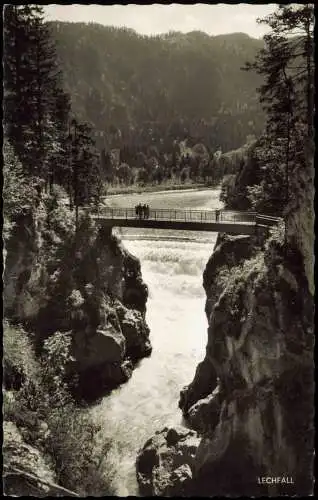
xmin=50 ymin=22 xmax=265 ymax=153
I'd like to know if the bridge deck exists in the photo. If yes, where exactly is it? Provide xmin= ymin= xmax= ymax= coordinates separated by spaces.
xmin=91 ymin=208 xmax=281 ymax=235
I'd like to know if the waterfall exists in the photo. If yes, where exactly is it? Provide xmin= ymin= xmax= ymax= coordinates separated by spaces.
xmin=92 ymin=189 xmax=222 ymax=496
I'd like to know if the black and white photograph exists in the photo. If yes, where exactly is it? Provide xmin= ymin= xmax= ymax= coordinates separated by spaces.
xmin=2 ymin=3 xmax=315 ymax=497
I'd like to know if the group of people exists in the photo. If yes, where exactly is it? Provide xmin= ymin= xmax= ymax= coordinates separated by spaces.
xmin=135 ymin=204 xmax=150 ymax=219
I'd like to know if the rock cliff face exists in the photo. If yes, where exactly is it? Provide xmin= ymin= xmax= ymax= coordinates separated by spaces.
xmin=285 ymin=147 xmax=315 ymax=296
xmin=3 ymin=201 xmax=151 ymax=399
xmin=137 ymin=229 xmax=314 ymax=496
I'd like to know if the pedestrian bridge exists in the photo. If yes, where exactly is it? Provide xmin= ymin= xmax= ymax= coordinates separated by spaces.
xmin=91 ymin=207 xmax=282 ymax=235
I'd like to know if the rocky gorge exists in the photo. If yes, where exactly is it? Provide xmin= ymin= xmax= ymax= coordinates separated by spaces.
xmin=3 ymin=179 xmax=314 ymax=497
xmin=136 ymin=181 xmax=314 ymax=495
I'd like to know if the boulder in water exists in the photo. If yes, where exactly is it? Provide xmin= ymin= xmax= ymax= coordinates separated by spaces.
xmin=136 ymin=426 xmax=200 ymax=496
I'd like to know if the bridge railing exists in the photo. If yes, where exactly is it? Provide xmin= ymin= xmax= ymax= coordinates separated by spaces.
xmin=95 ymin=207 xmax=259 ymax=224
xmin=220 ymin=211 xmax=257 ymax=223
xmin=255 ymin=214 xmax=283 ymax=226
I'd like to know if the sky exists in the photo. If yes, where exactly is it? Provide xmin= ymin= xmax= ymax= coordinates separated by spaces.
xmin=44 ymin=3 xmax=278 ymax=39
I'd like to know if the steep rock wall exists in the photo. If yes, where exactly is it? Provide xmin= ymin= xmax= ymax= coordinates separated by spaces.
xmin=285 ymin=148 xmax=315 ymax=296
xmin=137 ymin=230 xmax=314 ymax=496
xmin=185 ymin=232 xmax=313 ymax=496
xmin=3 ymin=201 xmax=151 ymax=399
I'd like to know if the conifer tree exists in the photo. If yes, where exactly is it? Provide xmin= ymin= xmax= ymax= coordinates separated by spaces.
xmin=4 ymin=5 xmax=34 ymax=166
xmin=26 ymin=8 xmax=61 ymax=181
xmin=243 ymin=4 xmax=314 ymax=213
xmin=3 ymin=5 xmax=71 ymax=188
xmin=68 ymin=119 xmax=102 ymax=231
xmin=49 ymin=86 xmax=72 ymax=191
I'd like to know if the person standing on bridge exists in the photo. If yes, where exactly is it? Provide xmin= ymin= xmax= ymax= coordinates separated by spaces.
xmin=216 ymin=209 xmax=220 ymax=222
xmin=142 ymin=204 xmax=147 ymax=219
xmin=137 ymin=204 xmax=143 ymax=219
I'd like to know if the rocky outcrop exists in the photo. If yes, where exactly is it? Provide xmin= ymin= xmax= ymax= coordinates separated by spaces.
xmin=138 ymin=228 xmax=314 ymax=497
xmin=179 ymin=359 xmax=218 ymax=418
xmin=179 ymin=234 xmax=256 ymax=418
xmin=72 ymin=297 xmax=152 ymax=399
xmin=186 ymin=385 xmax=222 ymax=434
xmin=114 ymin=299 xmax=152 ymax=359
xmin=203 ymin=233 xmax=256 ymax=316
xmin=136 ymin=426 xmax=200 ymax=497
xmin=3 ymin=200 xmax=151 ymax=399
xmin=179 ymin=229 xmax=314 ymax=496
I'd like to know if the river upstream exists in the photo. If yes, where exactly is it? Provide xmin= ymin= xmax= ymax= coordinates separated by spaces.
xmin=93 ymin=188 xmax=222 ymax=496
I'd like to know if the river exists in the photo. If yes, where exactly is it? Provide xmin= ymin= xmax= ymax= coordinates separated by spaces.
xmin=93 ymin=188 xmax=222 ymax=496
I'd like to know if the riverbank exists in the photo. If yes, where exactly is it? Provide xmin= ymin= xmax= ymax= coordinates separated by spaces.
xmin=105 ymin=182 xmax=213 ymax=196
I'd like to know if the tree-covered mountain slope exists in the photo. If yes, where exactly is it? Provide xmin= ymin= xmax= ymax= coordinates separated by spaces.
xmin=50 ymin=22 xmax=265 ymax=152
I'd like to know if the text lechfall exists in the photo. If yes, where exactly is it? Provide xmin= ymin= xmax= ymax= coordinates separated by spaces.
xmin=257 ymin=477 xmax=294 ymax=485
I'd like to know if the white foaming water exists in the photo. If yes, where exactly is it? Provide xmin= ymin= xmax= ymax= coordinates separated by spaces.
xmin=92 ymin=189 xmax=221 ymax=496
